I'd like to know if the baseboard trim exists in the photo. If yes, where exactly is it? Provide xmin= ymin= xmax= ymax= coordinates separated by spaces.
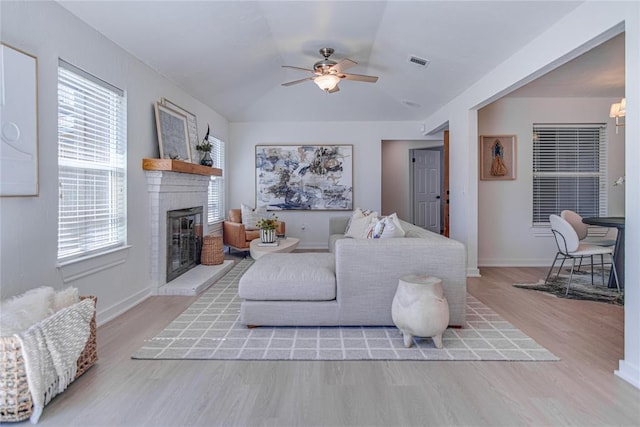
xmin=615 ymin=360 xmax=640 ymax=390
xmin=478 ymin=259 xmax=552 ymax=268
xmin=297 ymin=242 xmax=328 ymax=250
xmin=466 ymin=268 xmax=481 ymax=277
xmin=96 ymin=287 xmax=152 ymax=326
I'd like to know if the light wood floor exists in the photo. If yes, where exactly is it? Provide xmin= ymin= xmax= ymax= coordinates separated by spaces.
xmin=33 ymin=265 xmax=639 ymax=426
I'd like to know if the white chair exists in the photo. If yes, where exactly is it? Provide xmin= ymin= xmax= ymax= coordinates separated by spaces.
xmin=545 ymin=214 xmax=620 ymax=294
xmin=560 ymin=209 xmax=617 ymax=272
xmin=561 ymin=210 xmax=617 ymax=247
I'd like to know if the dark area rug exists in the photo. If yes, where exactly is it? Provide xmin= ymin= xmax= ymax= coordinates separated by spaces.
xmin=514 ymin=269 xmax=623 ymax=305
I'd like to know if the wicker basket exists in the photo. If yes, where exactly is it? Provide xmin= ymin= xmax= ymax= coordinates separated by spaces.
xmin=0 ymin=296 xmax=97 ymax=422
xmin=201 ymin=235 xmax=224 ymax=265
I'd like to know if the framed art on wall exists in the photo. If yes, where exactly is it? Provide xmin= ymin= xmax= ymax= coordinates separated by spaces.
xmin=160 ymin=98 xmax=199 ymax=162
xmin=154 ymin=102 xmax=191 ymax=162
xmin=0 ymin=43 xmax=39 ymax=196
xmin=256 ymin=144 xmax=353 ymax=210
xmin=479 ymin=135 xmax=517 ymax=180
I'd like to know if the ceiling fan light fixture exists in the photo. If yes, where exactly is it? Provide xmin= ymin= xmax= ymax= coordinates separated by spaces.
xmin=314 ymin=74 xmax=340 ymax=92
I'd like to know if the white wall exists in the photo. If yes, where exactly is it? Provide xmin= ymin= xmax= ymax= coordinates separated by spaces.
xmin=0 ymin=1 xmax=229 ymax=324
xmin=381 ymin=139 xmax=442 ymax=220
xmin=422 ymin=1 xmax=640 ymax=389
xmin=229 ymin=122 xmax=425 ymax=248
xmin=478 ymin=97 xmax=625 ymax=267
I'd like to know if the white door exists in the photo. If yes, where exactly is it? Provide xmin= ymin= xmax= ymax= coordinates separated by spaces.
xmin=413 ymin=149 xmax=441 ymax=233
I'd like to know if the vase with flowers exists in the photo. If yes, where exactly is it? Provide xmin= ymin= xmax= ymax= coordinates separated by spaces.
xmin=196 ymin=125 xmax=213 ymax=166
xmin=256 ymin=214 xmax=279 ymax=243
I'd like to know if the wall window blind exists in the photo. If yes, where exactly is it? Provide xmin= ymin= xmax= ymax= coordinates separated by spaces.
xmin=532 ymin=124 xmax=607 ymax=226
xmin=207 ymin=136 xmax=225 ymax=225
xmin=57 ymin=60 xmax=127 ymax=261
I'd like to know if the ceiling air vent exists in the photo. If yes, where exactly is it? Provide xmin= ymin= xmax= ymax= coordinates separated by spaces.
xmin=408 ymin=55 xmax=430 ymax=68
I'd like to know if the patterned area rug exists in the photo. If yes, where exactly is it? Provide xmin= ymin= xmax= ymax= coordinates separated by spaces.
xmin=514 ymin=268 xmax=623 ymax=306
xmin=133 ymin=259 xmax=558 ymax=361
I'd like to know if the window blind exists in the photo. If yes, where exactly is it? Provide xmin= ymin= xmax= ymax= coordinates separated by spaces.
xmin=532 ymin=124 xmax=607 ymax=226
xmin=207 ymin=136 xmax=225 ymax=224
xmin=57 ymin=60 xmax=127 ymax=261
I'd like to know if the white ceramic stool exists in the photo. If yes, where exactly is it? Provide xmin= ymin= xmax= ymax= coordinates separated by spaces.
xmin=392 ymin=274 xmax=450 ymax=348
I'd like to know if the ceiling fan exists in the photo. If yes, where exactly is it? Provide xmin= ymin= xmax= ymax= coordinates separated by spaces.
xmin=281 ymin=47 xmax=378 ymax=93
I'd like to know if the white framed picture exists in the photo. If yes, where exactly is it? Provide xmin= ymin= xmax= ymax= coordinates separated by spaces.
xmin=0 ymin=43 xmax=39 ymax=196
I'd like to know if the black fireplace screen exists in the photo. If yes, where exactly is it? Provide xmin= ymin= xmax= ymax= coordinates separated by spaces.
xmin=166 ymin=206 xmax=203 ymax=282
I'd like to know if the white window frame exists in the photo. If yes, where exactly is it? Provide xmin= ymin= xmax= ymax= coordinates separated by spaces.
xmin=207 ymin=135 xmax=225 ymax=226
xmin=532 ymin=123 xmax=607 ymax=227
xmin=57 ymin=60 xmax=127 ymax=262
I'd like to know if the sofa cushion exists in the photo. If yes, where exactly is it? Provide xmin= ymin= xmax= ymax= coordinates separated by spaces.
xmin=228 ymin=209 xmax=242 ymax=223
xmin=239 ymin=253 xmax=336 ymax=301
xmin=328 ymin=234 xmax=347 ymax=253
xmin=245 ymin=229 xmax=260 ymax=241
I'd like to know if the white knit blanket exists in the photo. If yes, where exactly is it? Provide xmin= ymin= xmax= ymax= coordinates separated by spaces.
xmin=16 ymin=298 xmax=95 ymax=424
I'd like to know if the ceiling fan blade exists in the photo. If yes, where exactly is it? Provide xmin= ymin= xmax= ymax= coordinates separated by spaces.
xmin=282 ymin=65 xmax=315 ymax=73
xmin=328 ymin=85 xmax=340 ymax=94
xmin=281 ymin=76 xmax=315 ymax=86
xmin=340 ymin=73 xmax=379 ymax=83
xmin=334 ymin=58 xmax=357 ymax=72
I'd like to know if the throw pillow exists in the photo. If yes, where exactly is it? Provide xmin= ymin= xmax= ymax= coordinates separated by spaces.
xmin=0 ymin=286 xmax=55 ymax=336
xmin=345 ymin=209 xmax=378 ymax=239
xmin=344 ymin=208 xmax=374 ymax=235
xmin=370 ymin=213 xmax=406 ymax=239
xmin=241 ymin=203 xmax=267 ymax=229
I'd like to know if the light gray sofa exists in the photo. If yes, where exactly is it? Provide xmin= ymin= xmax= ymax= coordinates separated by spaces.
xmin=238 ymin=216 xmax=467 ymax=327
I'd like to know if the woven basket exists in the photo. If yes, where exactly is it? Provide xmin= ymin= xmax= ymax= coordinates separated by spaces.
xmin=201 ymin=235 xmax=224 ymax=265
xmin=0 ymin=296 xmax=98 ymax=422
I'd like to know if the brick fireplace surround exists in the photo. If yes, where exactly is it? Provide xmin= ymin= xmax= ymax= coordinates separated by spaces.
xmin=144 ymin=159 xmax=233 ymax=295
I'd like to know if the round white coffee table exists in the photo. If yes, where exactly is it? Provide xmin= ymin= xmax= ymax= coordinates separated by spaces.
xmin=249 ymin=237 xmax=300 ymax=260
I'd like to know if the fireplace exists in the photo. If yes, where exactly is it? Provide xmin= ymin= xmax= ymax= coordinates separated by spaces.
xmin=144 ymin=161 xmax=233 ymax=296
xmin=166 ymin=207 xmax=203 ymax=282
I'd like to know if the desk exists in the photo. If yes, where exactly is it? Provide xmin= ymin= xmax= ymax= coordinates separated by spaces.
xmin=582 ymin=217 xmax=624 ymax=289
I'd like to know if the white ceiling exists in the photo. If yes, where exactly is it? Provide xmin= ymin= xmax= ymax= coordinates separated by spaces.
xmin=56 ymin=0 xmax=623 ymax=123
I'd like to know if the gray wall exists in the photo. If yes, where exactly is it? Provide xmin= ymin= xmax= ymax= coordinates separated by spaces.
xmin=0 ymin=1 xmax=229 ymax=324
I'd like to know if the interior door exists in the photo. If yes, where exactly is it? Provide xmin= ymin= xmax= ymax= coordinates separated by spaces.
xmin=413 ymin=149 xmax=441 ymax=233
xmin=443 ymin=130 xmax=450 ymax=237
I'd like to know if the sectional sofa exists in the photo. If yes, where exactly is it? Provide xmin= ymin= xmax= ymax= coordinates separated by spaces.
xmin=238 ymin=216 xmax=467 ymax=327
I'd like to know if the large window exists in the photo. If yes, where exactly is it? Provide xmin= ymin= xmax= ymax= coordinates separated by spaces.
xmin=57 ymin=60 xmax=127 ymax=262
xmin=532 ymin=124 xmax=607 ymax=226
xmin=207 ymin=135 xmax=225 ymax=225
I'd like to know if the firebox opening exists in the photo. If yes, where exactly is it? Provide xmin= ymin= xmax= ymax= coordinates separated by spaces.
xmin=166 ymin=206 xmax=203 ymax=282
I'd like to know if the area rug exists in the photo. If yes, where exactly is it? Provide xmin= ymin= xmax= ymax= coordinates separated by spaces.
xmin=514 ymin=269 xmax=623 ymax=306
xmin=133 ymin=259 xmax=558 ymax=361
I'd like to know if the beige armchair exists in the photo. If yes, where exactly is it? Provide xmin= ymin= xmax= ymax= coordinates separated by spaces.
xmin=223 ymin=209 xmax=286 ymax=253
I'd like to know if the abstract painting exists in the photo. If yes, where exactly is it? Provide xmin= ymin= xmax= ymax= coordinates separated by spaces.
xmin=256 ymin=145 xmax=353 ymax=210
